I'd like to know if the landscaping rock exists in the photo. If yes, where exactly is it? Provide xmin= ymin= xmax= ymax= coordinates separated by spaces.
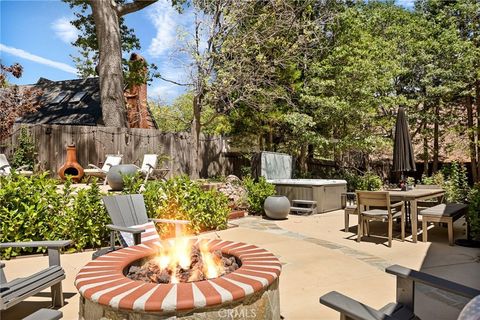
xmin=217 ymin=175 xmax=248 ymax=209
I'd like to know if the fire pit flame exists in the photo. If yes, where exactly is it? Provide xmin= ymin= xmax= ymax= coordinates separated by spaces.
xmin=128 ymin=238 xmax=238 ymax=283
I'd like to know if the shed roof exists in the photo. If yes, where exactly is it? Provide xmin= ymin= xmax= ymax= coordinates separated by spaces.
xmin=16 ymin=77 xmax=103 ymax=126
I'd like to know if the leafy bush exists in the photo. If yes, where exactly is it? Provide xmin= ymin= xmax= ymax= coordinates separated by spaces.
xmin=421 ymin=163 xmax=469 ymax=203
xmin=441 ymin=162 xmax=469 ymax=203
xmin=243 ymin=176 xmax=276 ymax=214
xmin=11 ymin=126 xmax=37 ymax=170
xmin=0 ymin=173 xmax=109 ymax=258
xmin=151 ymin=176 xmax=229 ymax=234
xmin=124 ymin=175 xmax=230 ymax=234
xmin=420 ymin=172 xmax=445 ymax=186
xmin=343 ymin=171 xmax=382 ymax=192
xmin=467 ymin=184 xmax=480 ymax=241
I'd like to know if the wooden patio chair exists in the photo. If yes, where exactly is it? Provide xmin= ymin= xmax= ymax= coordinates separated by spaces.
xmin=342 ymin=192 xmax=358 ymax=233
xmin=83 ymin=154 xmax=123 ymax=185
xmin=356 ymin=191 xmax=405 ymax=247
xmin=93 ymin=194 xmax=189 ymax=259
xmin=320 ymin=264 xmax=480 ymax=320
xmin=135 ymin=154 xmax=158 ymax=184
xmin=0 ymin=240 xmax=71 ymax=314
xmin=0 ymin=154 xmax=33 ymax=177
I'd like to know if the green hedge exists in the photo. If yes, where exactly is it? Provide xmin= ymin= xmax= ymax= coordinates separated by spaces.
xmin=343 ymin=171 xmax=383 ymax=192
xmin=0 ymin=172 xmax=109 ymax=259
xmin=124 ymin=175 xmax=230 ymax=234
xmin=0 ymin=173 xmax=233 ymax=258
xmin=242 ymin=176 xmax=276 ymax=214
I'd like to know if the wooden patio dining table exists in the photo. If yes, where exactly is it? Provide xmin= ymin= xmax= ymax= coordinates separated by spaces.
xmin=388 ymin=188 xmax=445 ymax=243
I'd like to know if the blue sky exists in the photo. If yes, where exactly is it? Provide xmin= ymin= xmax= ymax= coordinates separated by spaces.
xmin=0 ymin=0 xmax=415 ymax=104
xmin=0 ymin=0 xmax=192 ymax=104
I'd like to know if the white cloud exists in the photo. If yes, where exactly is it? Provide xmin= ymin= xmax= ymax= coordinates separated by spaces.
xmin=149 ymin=83 xmax=179 ymax=102
xmin=51 ymin=17 xmax=78 ymax=44
xmin=147 ymin=1 xmax=179 ymax=58
xmin=0 ymin=43 xmax=77 ymax=75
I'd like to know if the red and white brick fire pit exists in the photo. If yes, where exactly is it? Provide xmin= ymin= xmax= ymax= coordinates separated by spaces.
xmin=75 ymin=239 xmax=281 ymax=319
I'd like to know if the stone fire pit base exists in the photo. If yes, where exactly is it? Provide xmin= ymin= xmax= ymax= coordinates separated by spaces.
xmin=79 ymin=278 xmax=280 ymax=320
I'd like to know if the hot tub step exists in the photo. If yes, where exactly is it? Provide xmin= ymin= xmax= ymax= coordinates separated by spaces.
xmin=292 ymin=200 xmax=317 ymax=206
xmin=290 ymin=206 xmax=317 ymax=215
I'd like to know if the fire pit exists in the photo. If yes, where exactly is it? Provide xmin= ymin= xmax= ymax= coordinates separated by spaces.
xmin=75 ymin=238 xmax=281 ymax=319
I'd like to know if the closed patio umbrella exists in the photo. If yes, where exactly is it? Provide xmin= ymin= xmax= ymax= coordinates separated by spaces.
xmin=393 ymin=107 xmax=416 ymax=176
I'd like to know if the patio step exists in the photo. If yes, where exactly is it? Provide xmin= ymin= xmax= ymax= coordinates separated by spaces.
xmin=290 ymin=205 xmax=317 ymax=215
xmin=292 ymin=200 xmax=317 ymax=206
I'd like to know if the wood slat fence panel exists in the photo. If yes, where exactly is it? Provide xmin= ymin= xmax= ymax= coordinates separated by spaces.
xmin=1 ymin=124 xmax=238 ymax=179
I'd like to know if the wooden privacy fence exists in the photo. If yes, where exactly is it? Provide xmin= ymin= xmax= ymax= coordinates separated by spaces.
xmin=1 ymin=124 xmax=241 ymax=179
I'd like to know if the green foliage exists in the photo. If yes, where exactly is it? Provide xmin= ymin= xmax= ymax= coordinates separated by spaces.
xmin=420 ymin=172 xmax=445 ymax=186
xmin=11 ymin=126 xmax=37 ymax=170
xmin=150 ymin=92 xmax=231 ymax=135
xmin=123 ymin=175 xmax=230 ymax=234
xmin=0 ymin=173 xmax=109 ymax=258
xmin=242 ymin=176 xmax=276 ymax=214
xmin=152 ymin=176 xmax=229 ymax=233
xmin=343 ymin=171 xmax=383 ymax=192
xmin=62 ymin=0 xmax=141 ymax=79
xmin=421 ymin=163 xmax=469 ymax=203
xmin=467 ymin=183 xmax=480 ymax=240
xmin=441 ymin=162 xmax=469 ymax=203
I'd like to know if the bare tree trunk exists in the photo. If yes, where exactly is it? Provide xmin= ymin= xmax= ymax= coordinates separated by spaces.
xmin=423 ymin=122 xmax=429 ymax=176
xmin=466 ymin=93 xmax=478 ymax=182
xmin=432 ymin=104 xmax=440 ymax=173
xmin=298 ymin=145 xmax=307 ymax=175
xmin=190 ymin=95 xmax=202 ymax=179
xmin=90 ymin=0 xmax=127 ymax=127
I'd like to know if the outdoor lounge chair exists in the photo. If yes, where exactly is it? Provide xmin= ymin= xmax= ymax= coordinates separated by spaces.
xmin=320 ymin=264 xmax=480 ymax=320
xmin=135 ymin=154 xmax=158 ymax=183
xmin=0 ymin=154 xmax=33 ymax=177
xmin=0 ymin=240 xmax=72 ymax=314
xmin=356 ymin=191 xmax=405 ymax=247
xmin=93 ymin=194 xmax=189 ymax=259
xmin=83 ymin=154 xmax=123 ymax=185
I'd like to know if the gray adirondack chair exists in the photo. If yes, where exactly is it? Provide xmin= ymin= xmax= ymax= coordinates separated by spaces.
xmin=320 ymin=264 xmax=480 ymax=320
xmin=94 ymin=194 xmax=189 ymax=259
xmin=0 ymin=240 xmax=71 ymax=314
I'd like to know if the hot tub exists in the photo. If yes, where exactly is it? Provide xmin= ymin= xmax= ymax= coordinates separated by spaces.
xmin=255 ymin=151 xmax=347 ymax=213
xmin=267 ymin=179 xmax=347 ymax=213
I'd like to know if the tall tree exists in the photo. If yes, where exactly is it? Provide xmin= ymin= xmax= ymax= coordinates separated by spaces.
xmin=0 ymin=64 xmax=42 ymax=139
xmin=64 ymin=0 xmax=159 ymax=127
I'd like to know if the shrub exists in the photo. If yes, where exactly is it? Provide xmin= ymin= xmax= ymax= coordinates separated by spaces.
xmin=11 ymin=126 xmax=37 ymax=170
xmin=124 ymin=175 xmax=230 ymax=234
xmin=420 ymin=172 xmax=445 ymax=186
xmin=243 ymin=176 xmax=276 ymax=214
xmin=343 ymin=171 xmax=382 ymax=192
xmin=149 ymin=176 xmax=230 ymax=234
xmin=421 ymin=163 xmax=469 ymax=204
xmin=467 ymin=184 xmax=480 ymax=240
xmin=0 ymin=173 xmax=109 ymax=258
xmin=441 ymin=162 xmax=469 ymax=203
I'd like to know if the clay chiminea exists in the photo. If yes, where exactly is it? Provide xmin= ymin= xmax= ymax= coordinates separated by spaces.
xmin=58 ymin=144 xmax=84 ymax=182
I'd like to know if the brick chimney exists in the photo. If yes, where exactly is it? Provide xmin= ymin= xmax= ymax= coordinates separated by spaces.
xmin=124 ymin=53 xmax=151 ymax=129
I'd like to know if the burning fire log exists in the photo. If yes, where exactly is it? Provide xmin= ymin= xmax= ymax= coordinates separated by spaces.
xmin=127 ymin=241 xmax=239 ymax=284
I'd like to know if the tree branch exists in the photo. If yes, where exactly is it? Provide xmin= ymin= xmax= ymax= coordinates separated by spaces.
xmin=158 ymin=75 xmax=192 ymax=86
xmin=117 ymin=0 xmax=158 ymax=16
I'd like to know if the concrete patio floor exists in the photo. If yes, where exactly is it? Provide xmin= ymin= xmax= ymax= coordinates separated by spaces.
xmin=1 ymin=210 xmax=479 ymax=320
